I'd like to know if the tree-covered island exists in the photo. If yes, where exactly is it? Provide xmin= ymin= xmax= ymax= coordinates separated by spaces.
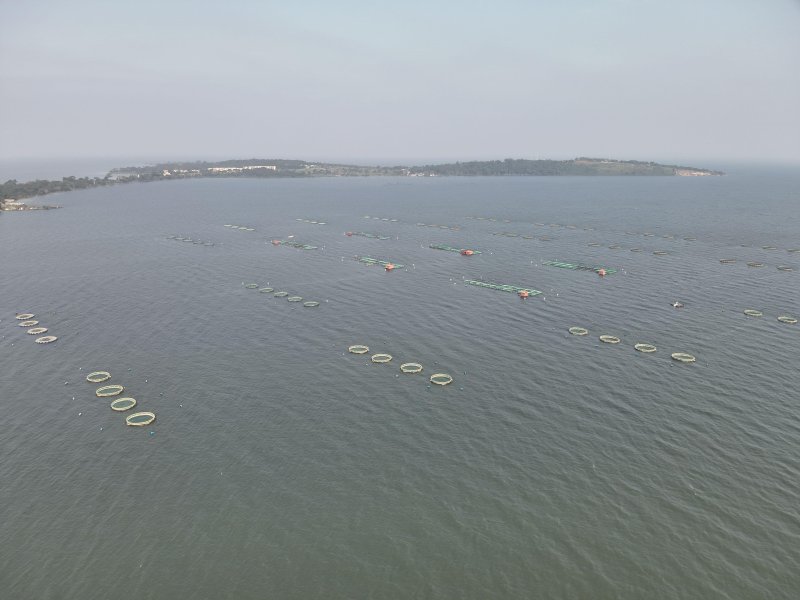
xmin=1 ymin=157 xmax=723 ymax=206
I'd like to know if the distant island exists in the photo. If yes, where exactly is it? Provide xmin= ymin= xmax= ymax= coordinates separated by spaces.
xmin=1 ymin=157 xmax=723 ymax=206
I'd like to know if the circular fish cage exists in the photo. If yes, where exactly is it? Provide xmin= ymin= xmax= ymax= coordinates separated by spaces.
xmin=273 ymin=291 xmax=289 ymax=298
xmin=110 ymin=397 xmax=137 ymax=412
xmin=762 ymin=246 xmax=777 ymax=250
xmin=568 ymin=327 xmax=589 ymax=336
xmin=348 ymin=344 xmax=369 ymax=354
xmin=27 ymin=327 xmax=48 ymax=335
xmin=126 ymin=412 xmax=156 ymax=426
xmin=244 ymin=283 xmax=259 ymax=289
xmin=400 ymin=363 xmax=423 ymax=374
xmin=35 ymin=336 xmax=58 ymax=344
xmin=16 ymin=313 xmax=35 ymax=320
xmin=671 ymin=352 xmax=696 ymax=363
xmin=719 ymin=259 xmax=736 ymax=264
xmin=86 ymin=371 xmax=111 ymax=383
xmin=653 ymin=251 xmax=669 ymax=256
xmin=776 ymin=265 xmax=793 ymax=272
xmin=287 ymin=296 xmax=303 ymax=302
xmin=634 ymin=343 xmax=657 ymax=353
xmin=777 ymin=315 xmax=797 ymax=324
xmin=599 ymin=335 xmax=621 ymax=344
xmin=96 ymin=384 xmax=124 ymax=397
xmin=630 ymin=248 xmax=642 ymax=252
xmin=746 ymin=262 xmax=765 ymax=268
xmin=371 ymin=353 xmax=393 ymax=364
xmin=259 ymin=287 xmax=274 ymax=293
xmin=18 ymin=320 xmax=39 ymax=327
xmin=430 ymin=373 xmax=453 ymax=386
xmin=303 ymin=301 xmax=320 ymax=307
xmin=743 ymin=309 xmax=763 ymax=317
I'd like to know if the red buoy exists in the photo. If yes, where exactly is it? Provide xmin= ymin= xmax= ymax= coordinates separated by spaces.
xmin=461 ymin=249 xmax=474 ymax=256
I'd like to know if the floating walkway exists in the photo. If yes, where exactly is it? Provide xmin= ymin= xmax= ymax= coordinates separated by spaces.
xmin=271 ymin=239 xmax=318 ymax=250
xmin=463 ymin=279 xmax=541 ymax=296
xmin=356 ymin=256 xmax=405 ymax=269
xmin=417 ymin=223 xmax=461 ymax=231
xmin=492 ymin=231 xmax=551 ymax=241
xmin=364 ymin=216 xmax=399 ymax=222
xmin=430 ymin=244 xmax=481 ymax=255
xmin=543 ymin=261 xmax=617 ymax=274
xmin=167 ymin=235 xmax=215 ymax=246
xmin=346 ymin=231 xmax=391 ymax=240
xmin=296 ymin=218 xmax=327 ymax=225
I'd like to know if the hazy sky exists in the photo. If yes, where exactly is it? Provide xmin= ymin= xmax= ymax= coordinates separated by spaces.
xmin=1 ymin=0 xmax=799 ymax=164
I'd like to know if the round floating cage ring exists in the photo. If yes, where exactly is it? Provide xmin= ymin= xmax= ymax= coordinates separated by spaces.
xmin=96 ymin=384 xmax=124 ymax=397
xmin=719 ymin=259 xmax=736 ymax=264
xmin=743 ymin=309 xmax=763 ymax=317
xmin=568 ymin=327 xmax=589 ymax=336
xmin=18 ymin=320 xmax=39 ymax=327
xmin=671 ymin=352 xmax=696 ymax=364
xmin=126 ymin=412 xmax=156 ymax=427
xmin=634 ymin=343 xmax=657 ymax=353
xmin=273 ymin=291 xmax=289 ymax=298
xmin=86 ymin=371 xmax=111 ymax=383
xmin=777 ymin=316 xmax=797 ymax=324
xmin=110 ymin=397 xmax=137 ymax=412
xmin=746 ymin=262 xmax=765 ymax=268
xmin=35 ymin=336 xmax=58 ymax=344
xmin=430 ymin=373 xmax=453 ymax=386
xmin=599 ymin=335 xmax=621 ymax=344
xmin=348 ymin=344 xmax=370 ymax=354
xmin=287 ymin=296 xmax=303 ymax=302
xmin=303 ymin=301 xmax=320 ymax=307
xmin=258 ymin=287 xmax=274 ymax=293
xmin=27 ymin=327 xmax=48 ymax=335
xmin=776 ymin=265 xmax=794 ymax=272
xmin=244 ymin=283 xmax=259 ymax=289
xmin=371 ymin=353 xmax=393 ymax=364
xmin=400 ymin=362 xmax=423 ymax=374
xmin=16 ymin=313 xmax=35 ymax=320
xmin=653 ymin=251 xmax=669 ymax=256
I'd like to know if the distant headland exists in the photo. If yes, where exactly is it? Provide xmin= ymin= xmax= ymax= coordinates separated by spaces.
xmin=1 ymin=157 xmax=723 ymax=207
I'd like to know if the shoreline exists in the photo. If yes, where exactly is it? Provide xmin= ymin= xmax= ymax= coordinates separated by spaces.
xmin=1 ymin=156 xmax=724 ymax=206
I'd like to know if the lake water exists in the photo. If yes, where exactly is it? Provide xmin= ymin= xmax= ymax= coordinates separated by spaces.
xmin=1 ymin=170 xmax=798 ymax=599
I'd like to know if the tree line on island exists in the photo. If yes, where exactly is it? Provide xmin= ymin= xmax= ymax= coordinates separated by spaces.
xmin=1 ymin=157 xmax=724 ymax=205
